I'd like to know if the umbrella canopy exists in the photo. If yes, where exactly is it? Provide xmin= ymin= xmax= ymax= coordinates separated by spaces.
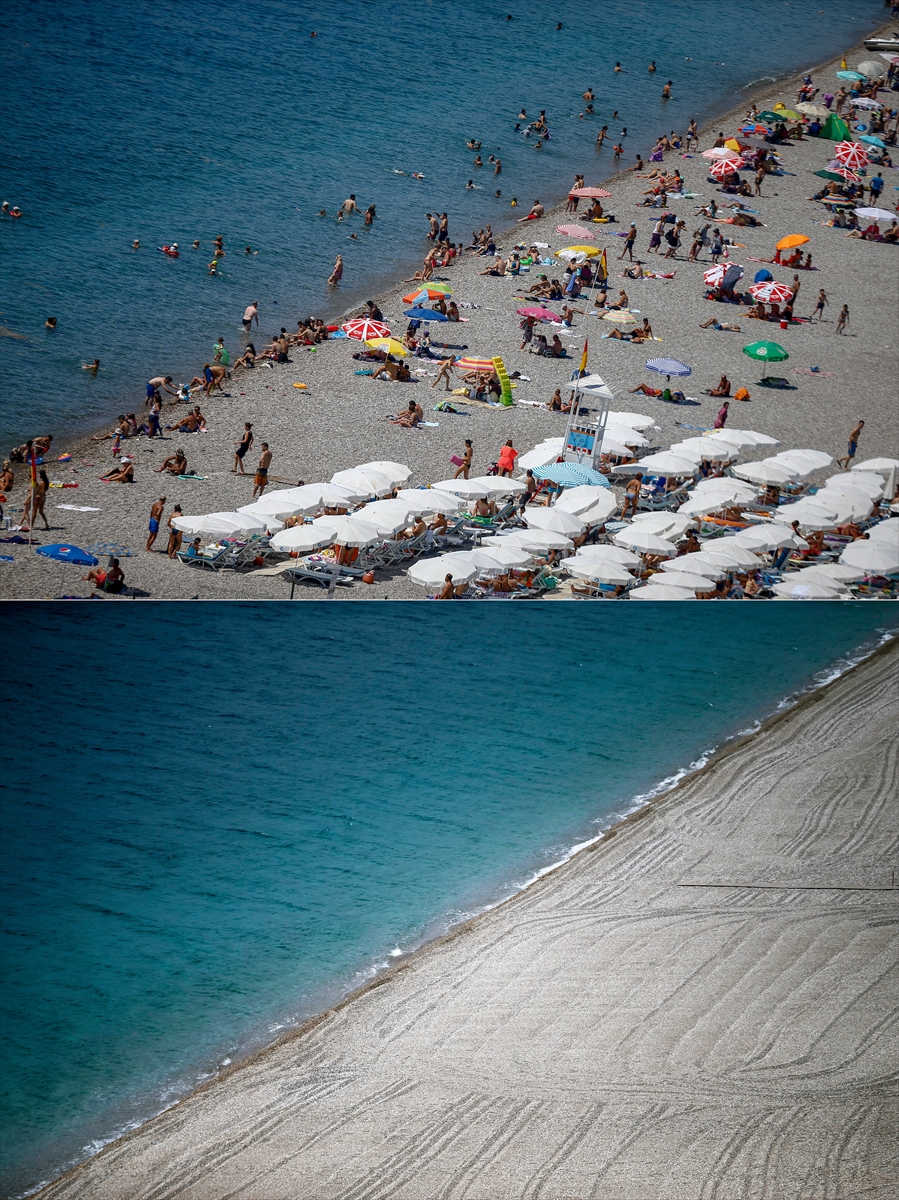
xmin=571 ymin=543 xmax=643 ymax=568
xmin=859 ymin=134 xmax=887 ymax=148
xmin=172 ymin=511 xmax=268 ymax=537
xmin=748 ymin=281 xmax=794 ymax=303
xmin=498 ymin=529 xmax=574 ymax=551
xmin=629 ymin=583 xmax=697 ymax=600
xmin=709 ymin=157 xmax=746 ymax=179
xmin=460 ymin=544 xmax=533 ymax=568
xmin=311 ymin=515 xmax=382 ymax=547
xmin=703 ymin=263 xmax=744 ymax=288
xmin=840 ymin=540 xmax=899 ymax=574
xmin=240 ymin=482 xmax=360 ymax=515
xmin=770 ymin=449 xmax=833 ymax=472
xmin=607 ymin=410 xmax=657 ymax=431
xmin=702 ymin=147 xmax=742 ymax=159
xmin=732 ymin=525 xmax=803 ymax=552
xmin=517 ymin=443 xmax=564 ymax=470
xmin=754 ymin=269 xmax=774 ymax=283
xmin=820 ymin=484 xmax=877 ymax=519
xmin=856 ymin=60 xmax=883 ymax=77
xmin=757 ymin=110 xmax=787 ymax=123
xmin=635 ymin=451 xmax=698 ymax=476
xmin=342 ymin=317 xmax=390 ymax=341
xmin=408 ymin=556 xmax=477 ymax=588
xmin=651 ymin=571 xmax=710 ymax=592
xmin=454 ymin=356 xmax=496 ymax=373
xmin=834 ymin=141 xmax=870 ymax=169
xmin=795 ymin=102 xmax=830 ymax=117
xmin=555 ymin=484 xmax=616 ymax=515
xmin=430 ymin=477 xmax=491 ymax=499
xmin=868 ymin=518 xmax=899 ymax=545
xmin=569 ymin=186 xmax=612 ymax=198
xmin=516 ymin=307 xmax=563 ymax=323
xmin=579 ymin=497 xmax=619 ymax=526
xmin=775 ymin=234 xmax=810 ymax=251
xmin=443 ymin=548 xmax=512 ymax=573
xmin=742 ymin=340 xmax=789 ymax=363
xmin=601 ymin=310 xmax=638 ymax=324
xmin=331 ymin=467 xmax=395 ymax=497
xmin=404 ymin=307 xmax=449 ymax=322
xmin=836 ymin=69 xmax=866 ymax=81
xmin=612 ymin=528 xmax=678 ymax=556
xmin=269 ymin=525 xmax=336 ymax=554
xmin=365 ymin=337 xmax=407 ymax=357
xmin=645 ymin=357 xmax=691 ymax=378
xmin=824 ymin=473 xmax=882 ymax=501
xmin=670 ymin=438 xmax=738 ymax=463
xmin=732 ymin=460 xmax=795 ymax=486
xmin=774 ymin=498 xmax=844 ymax=530
xmin=354 ymin=499 xmax=419 ymax=532
xmin=772 ymin=578 xmax=845 ymax=600
xmin=467 ymin=475 xmax=527 ymax=497
xmin=395 ymin=488 xmax=463 ymax=515
xmin=790 ymin=562 xmax=865 ymax=584
xmin=852 ymin=97 xmax=883 ymax=111
xmin=703 ymin=428 xmax=780 ymax=450
xmin=36 ymin=543 xmax=98 ymax=566
xmin=631 ymin=512 xmax=696 ymax=538
xmin=402 ymin=285 xmax=453 ymax=305
xmin=524 ymin=507 xmax=586 ymax=537
xmin=663 ymin=553 xmax=726 ymax=579
xmin=605 ymin=426 xmax=649 ymax=448
xmin=556 ymin=224 xmax=595 ymax=239
xmin=854 ymin=207 xmax=896 ymax=222
xmin=853 ymin=458 xmax=899 ymax=476
xmin=356 ymin=460 xmax=412 ymax=485
xmin=561 ymin=557 xmax=634 ymax=585
xmin=560 ymin=244 xmax=599 ymax=257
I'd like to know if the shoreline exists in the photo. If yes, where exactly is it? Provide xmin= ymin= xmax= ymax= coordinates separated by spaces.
xmin=27 ymin=626 xmax=898 ymax=1199
xmin=28 ymin=22 xmax=896 ymax=455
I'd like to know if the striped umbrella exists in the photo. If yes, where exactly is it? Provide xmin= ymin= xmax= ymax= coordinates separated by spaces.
xmin=709 ymin=157 xmax=745 ymax=178
xmin=703 ymin=263 xmax=744 ymax=288
xmin=402 ymin=284 xmax=453 ymax=304
xmin=454 ymin=356 xmax=495 ymax=372
xmin=701 ymin=147 xmax=741 ymax=160
xmin=748 ymin=281 xmax=794 ymax=303
xmin=834 ymin=141 xmax=870 ymax=169
xmin=556 ymin=224 xmax=595 ymax=239
xmin=835 ymin=167 xmax=861 ymax=182
xmin=342 ymin=317 xmax=391 ymax=341
xmin=569 ymin=186 xmax=612 ymax=198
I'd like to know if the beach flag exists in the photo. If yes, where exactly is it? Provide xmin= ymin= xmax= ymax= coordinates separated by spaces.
xmin=29 ymin=444 xmax=37 ymax=491
xmin=597 ymin=247 xmax=608 ymax=282
xmin=578 ymin=340 xmax=589 ymax=377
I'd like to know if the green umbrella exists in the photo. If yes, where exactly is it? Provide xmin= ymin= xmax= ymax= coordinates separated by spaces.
xmin=814 ymin=169 xmax=850 ymax=183
xmin=757 ymin=110 xmax=787 ymax=123
xmin=743 ymin=340 xmax=789 ymax=381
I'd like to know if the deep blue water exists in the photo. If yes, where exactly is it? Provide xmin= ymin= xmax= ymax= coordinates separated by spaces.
xmin=0 ymin=604 xmax=895 ymax=1197
xmin=0 ymin=0 xmax=886 ymax=449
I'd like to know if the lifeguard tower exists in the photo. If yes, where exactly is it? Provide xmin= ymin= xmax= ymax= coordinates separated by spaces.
xmin=561 ymin=372 xmax=615 ymax=471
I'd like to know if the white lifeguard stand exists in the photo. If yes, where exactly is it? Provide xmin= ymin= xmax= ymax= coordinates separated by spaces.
xmin=562 ymin=372 xmax=615 ymax=471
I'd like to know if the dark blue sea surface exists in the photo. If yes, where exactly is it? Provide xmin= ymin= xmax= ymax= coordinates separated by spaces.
xmin=0 ymin=0 xmax=886 ymax=447
xmin=0 ymin=604 xmax=895 ymax=1196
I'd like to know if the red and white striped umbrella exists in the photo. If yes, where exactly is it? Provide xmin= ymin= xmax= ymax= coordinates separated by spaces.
xmin=749 ymin=281 xmax=794 ymax=303
xmin=834 ymin=141 xmax=869 ymax=169
xmin=709 ymin=157 xmax=746 ymax=178
xmin=835 ymin=167 xmax=861 ymax=182
xmin=556 ymin=224 xmax=595 ymax=239
xmin=703 ymin=264 xmax=727 ymax=286
xmin=342 ymin=317 xmax=391 ymax=341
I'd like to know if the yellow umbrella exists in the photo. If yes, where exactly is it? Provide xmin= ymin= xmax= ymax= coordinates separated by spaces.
xmin=562 ymin=244 xmax=600 ymax=257
xmin=366 ymin=337 xmax=407 ymax=357
xmin=778 ymin=109 xmax=800 ymax=120
xmin=602 ymin=310 xmax=638 ymax=323
xmin=775 ymin=233 xmax=810 ymax=251
xmin=723 ymin=137 xmax=745 ymax=152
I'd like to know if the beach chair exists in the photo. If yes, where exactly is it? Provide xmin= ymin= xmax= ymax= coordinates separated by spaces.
xmin=283 ymin=564 xmax=354 ymax=589
xmin=176 ymin=545 xmax=229 ymax=570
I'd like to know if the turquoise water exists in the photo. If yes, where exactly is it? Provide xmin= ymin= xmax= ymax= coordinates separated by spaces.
xmin=0 ymin=0 xmax=886 ymax=448
xmin=0 ymin=604 xmax=895 ymax=1196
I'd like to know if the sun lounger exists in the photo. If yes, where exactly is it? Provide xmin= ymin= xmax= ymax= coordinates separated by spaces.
xmin=176 ymin=545 xmax=229 ymax=570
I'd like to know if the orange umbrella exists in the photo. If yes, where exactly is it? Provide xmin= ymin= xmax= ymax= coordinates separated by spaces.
xmin=775 ymin=234 xmax=810 ymax=251
xmin=402 ymin=285 xmax=453 ymax=305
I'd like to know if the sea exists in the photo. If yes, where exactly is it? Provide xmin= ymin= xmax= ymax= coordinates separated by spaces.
xmin=0 ymin=603 xmax=896 ymax=1197
xmin=0 ymin=0 xmax=887 ymax=450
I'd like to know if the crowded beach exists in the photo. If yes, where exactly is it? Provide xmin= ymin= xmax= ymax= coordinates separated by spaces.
xmin=2 ymin=45 xmax=897 ymax=599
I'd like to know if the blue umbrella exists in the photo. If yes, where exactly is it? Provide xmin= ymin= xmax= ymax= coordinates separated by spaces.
xmin=836 ymin=70 xmax=866 ymax=81
xmin=646 ymin=357 xmax=691 ymax=381
xmin=859 ymin=134 xmax=886 ymax=148
xmin=36 ymin=543 xmax=98 ymax=597
xmin=403 ymin=307 xmax=449 ymax=322
xmin=753 ymin=268 xmax=774 ymax=283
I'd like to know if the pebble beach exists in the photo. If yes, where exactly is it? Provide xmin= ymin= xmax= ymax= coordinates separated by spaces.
xmin=2 ymin=37 xmax=897 ymax=601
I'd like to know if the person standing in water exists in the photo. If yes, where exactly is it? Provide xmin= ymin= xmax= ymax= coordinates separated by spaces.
xmin=328 ymin=255 xmax=343 ymax=284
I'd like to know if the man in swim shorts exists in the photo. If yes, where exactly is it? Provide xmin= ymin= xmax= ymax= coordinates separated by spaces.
xmin=242 ymin=302 xmax=259 ymax=331
xmin=836 ymin=420 xmax=864 ymax=471
xmin=253 ymin=443 xmax=272 ymax=498
xmin=146 ymin=496 xmax=166 ymax=551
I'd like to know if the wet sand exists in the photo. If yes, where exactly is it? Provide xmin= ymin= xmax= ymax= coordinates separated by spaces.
xmin=38 ymin=641 xmax=899 ymax=1198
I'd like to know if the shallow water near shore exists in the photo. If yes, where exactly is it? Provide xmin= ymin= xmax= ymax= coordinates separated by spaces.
xmin=0 ymin=0 xmax=886 ymax=449
xmin=1 ymin=604 xmax=895 ymax=1197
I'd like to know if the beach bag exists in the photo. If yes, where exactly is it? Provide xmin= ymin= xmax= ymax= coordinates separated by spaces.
xmin=450 ymin=454 xmax=464 ymax=467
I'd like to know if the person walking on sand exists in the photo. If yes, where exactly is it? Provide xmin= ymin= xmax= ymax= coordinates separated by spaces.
xmin=454 ymin=439 xmax=473 ymax=479
xmin=146 ymin=496 xmax=166 ymax=551
xmin=619 ymin=223 xmax=637 ymax=260
xmin=253 ymin=443 xmax=272 ymax=498
xmin=233 ymin=422 xmax=253 ymax=474
xmin=620 ymin=473 xmax=643 ymax=520
xmin=836 ymin=420 xmax=864 ymax=470
xmin=166 ymin=505 xmax=183 ymax=558
xmin=835 ymin=304 xmax=849 ymax=335
xmin=432 ymin=357 xmax=456 ymax=392
xmin=811 ymin=288 xmax=828 ymax=320
xmin=327 ymin=255 xmax=343 ymax=285
xmin=242 ymin=302 xmax=259 ymax=331
xmin=497 ymin=439 xmax=518 ymax=478
xmin=713 ymin=400 xmax=730 ymax=429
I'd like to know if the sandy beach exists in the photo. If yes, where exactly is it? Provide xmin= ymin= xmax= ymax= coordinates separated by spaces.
xmin=35 ymin=639 xmax=898 ymax=1199
xmin=2 ymin=34 xmax=896 ymax=600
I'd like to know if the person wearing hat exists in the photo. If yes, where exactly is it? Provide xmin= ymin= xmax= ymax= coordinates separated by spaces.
xmin=101 ymin=457 xmax=135 ymax=483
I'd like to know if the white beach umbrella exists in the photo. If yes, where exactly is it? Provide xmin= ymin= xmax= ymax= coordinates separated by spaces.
xmin=447 ymin=549 xmax=512 ymax=572
xmin=468 ymin=475 xmax=528 ymax=497
xmin=852 ymin=458 xmax=899 ymax=476
xmin=555 ymin=484 xmax=615 ymax=515
xmin=634 ymin=452 xmax=698 ymax=476
xmin=395 ymin=488 xmax=463 ymax=515
xmin=517 ymin=443 xmax=565 ymax=470
xmin=662 ymin=553 xmax=725 ymax=579
xmin=269 ymin=525 xmax=336 ymax=553
xmin=789 ymin=562 xmax=864 ymax=585
xmin=602 ymin=436 xmax=640 ymax=459
xmin=496 ymin=529 xmax=574 ymax=551
xmin=460 ymin=544 xmax=533 ymax=567
xmin=408 ymin=557 xmax=477 ymax=588
xmin=824 ymin=473 xmax=883 ymax=501
xmin=172 ymin=511 xmax=267 ymax=537
xmin=691 ymin=476 xmax=757 ymax=498
xmin=650 ymin=571 xmax=709 ymax=592
xmin=770 ymin=449 xmax=833 ymax=472
xmin=839 ymin=540 xmax=899 ymax=574
xmin=579 ymin=496 xmax=619 ymax=526
xmin=772 ymin=578 xmax=846 ymax=600
xmin=629 ymin=583 xmax=698 ymax=600
xmin=561 ymin=557 xmax=634 ymax=585
xmin=630 ymin=512 xmax=696 ymax=538
xmin=241 ymin=482 xmax=361 ymax=513
xmin=821 ymin=485 xmax=877 ymax=520
xmin=704 ymin=429 xmax=780 ymax=451
xmin=732 ymin=461 xmax=795 ymax=486
xmin=670 ymin=439 xmax=738 ymax=464
xmin=867 ymin=518 xmax=899 ymax=545
xmin=311 ymin=515 xmax=382 ymax=546
xmin=353 ymin=499 xmax=418 ymax=532
xmin=697 ymin=542 xmax=761 ymax=568
xmin=607 ymin=411 xmax=658 ymax=432
xmin=431 ymin=478 xmax=491 ymax=499
xmin=732 ymin=525 xmax=803 ymax=552
xmin=572 ymin=543 xmax=643 ymax=568
xmin=355 ymin=460 xmax=413 ymax=485
xmin=774 ymin=497 xmax=846 ymax=530
xmin=605 ymin=426 xmax=650 ymax=449
xmin=525 ymin=507 xmax=586 ymax=537
xmin=613 ymin=528 xmax=678 ymax=556
xmin=331 ymin=468 xmax=395 ymax=497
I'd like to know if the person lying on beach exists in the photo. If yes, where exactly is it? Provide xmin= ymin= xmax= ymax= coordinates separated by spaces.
xmin=391 ymin=400 xmax=424 ymax=427
xmin=372 ymin=361 xmax=411 ymax=382
xmin=166 ymin=407 xmax=207 ymax=433
xmin=156 ymin=449 xmax=187 ymax=476
xmin=699 ymin=317 xmax=741 ymax=331
xmin=101 ymin=458 xmax=135 ymax=483
xmin=629 ymin=383 xmax=663 ymax=396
